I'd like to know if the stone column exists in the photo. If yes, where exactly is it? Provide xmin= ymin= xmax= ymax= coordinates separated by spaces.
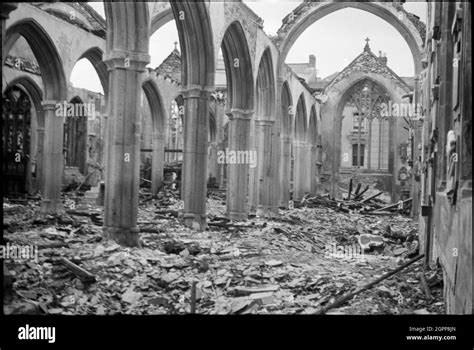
xmin=303 ymin=142 xmax=312 ymax=195
xmin=40 ymin=101 xmax=65 ymax=214
xmin=254 ymin=119 xmax=276 ymax=217
xmin=293 ymin=140 xmax=306 ymax=201
xmin=279 ymin=135 xmax=292 ymax=207
xmin=207 ymin=141 xmax=218 ymax=181
xmin=100 ymin=113 xmax=108 ymax=180
xmin=411 ymin=75 xmax=422 ymax=218
xmin=1 ymin=4 xmax=18 ymax=57
xmin=181 ymin=86 xmax=211 ymax=231
xmin=217 ymin=139 xmax=226 ymax=189
xmin=310 ymin=144 xmax=318 ymax=195
xmin=151 ymin=131 xmax=165 ymax=195
xmin=269 ymin=121 xmax=281 ymax=215
xmin=102 ymin=51 xmax=149 ymax=247
xmin=36 ymin=126 xmax=45 ymax=194
xmin=226 ymin=109 xmax=253 ymax=220
xmin=248 ymin=119 xmax=258 ymax=214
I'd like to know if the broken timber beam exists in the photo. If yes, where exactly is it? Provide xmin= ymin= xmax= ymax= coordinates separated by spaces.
xmin=353 ymin=183 xmax=361 ymax=197
xmin=353 ymin=185 xmax=369 ymax=200
xmin=347 ymin=178 xmax=353 ymax=200
xmin=359 ymin=191 xmax=383 ymax=204
xmin=369 ymin=198 xmax=412 ymax=213
xmin=314 ymin=254 xmax=424 ymax=315
xmin=59 ymin=257 xmax=96 ymax=283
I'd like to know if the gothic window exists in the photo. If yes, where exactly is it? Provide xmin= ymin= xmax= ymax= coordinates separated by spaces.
xmin=352 ymin=144 xmax=365 ymax=167
xmin=341 ymin=80 xmax=390 ymax=171
xmin=166 ymin=97 xmax=184 ymax=163
xmin=2 ymin=86 xmax=32 ymax=194
xmin=63 ymin=98 xmax=87 ymax=174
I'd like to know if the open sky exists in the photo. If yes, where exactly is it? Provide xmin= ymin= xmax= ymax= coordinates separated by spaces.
xmin=72 ymin=1 xmax=426 ymax=94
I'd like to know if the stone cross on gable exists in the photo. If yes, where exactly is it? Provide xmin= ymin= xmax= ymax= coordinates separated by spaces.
xmin=364 ymin=37 xmax=371 ymax=52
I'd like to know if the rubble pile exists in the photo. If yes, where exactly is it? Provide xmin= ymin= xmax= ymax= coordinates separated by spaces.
xmin=3 ymin=193 xmax=444 ymax=315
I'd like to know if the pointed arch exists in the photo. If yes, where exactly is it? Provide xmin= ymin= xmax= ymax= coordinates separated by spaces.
xmin=308 ymin=104 xmax=318 ymax=145
xmin=78 ymin=47 xmax=109 ymax=96
xmin=221 ymin=20 xmax=254 ymax=110
xmin=256 ymin=48 xmax=276 ymax=118
xmin=171 ymin=3 xmax=215 ymax=88
xmin=295 ymin=93 xmax=307 ymax=141
xmin=277 ymin=2 xmax=423 ymax=74
xmin=142 ymin=78 xmax=166 ymax=134
xmin=4 ymin=75 xmax=44 ymax=127
xmin=5 ymin=18 xmax=67 ymax=101
xmin=281 ymin=81 xmax=293 ymax=137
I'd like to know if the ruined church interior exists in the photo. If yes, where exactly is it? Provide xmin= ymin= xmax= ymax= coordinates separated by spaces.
xmin=1 ymin=1 xmax=472 ymax=336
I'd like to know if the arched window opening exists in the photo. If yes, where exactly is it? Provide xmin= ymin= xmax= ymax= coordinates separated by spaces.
xmin=2 ymin=86 xmax=32 ymax=194
xmin=340 ymin=80 xmax=390 ymax=171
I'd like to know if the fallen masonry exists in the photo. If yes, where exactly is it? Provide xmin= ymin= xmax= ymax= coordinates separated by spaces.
xmin=3 ymin=193 xmax=445 ymax=315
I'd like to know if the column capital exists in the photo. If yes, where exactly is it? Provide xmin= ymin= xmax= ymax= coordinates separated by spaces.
xmin=254 ymin=119 xmax=275 ymax=126
xmin=37 ymin=127 xmax=45 ymax=133
xmin=41 ymin=100 xmax=58 ymax=110
xmin=293 ymin=140 xmax=306 ymax=147
xmin=181 ymin=85 xmax=214 ymax=99
xmin=1 ymin=3 xmax=18 ymax=19
xmin=152 ymin=131 xmax=165 ymax=139
xmin=103 ymin=50 xmax=150 ymax=72
xmin=226 ymin=108 xmax=254 ymax=120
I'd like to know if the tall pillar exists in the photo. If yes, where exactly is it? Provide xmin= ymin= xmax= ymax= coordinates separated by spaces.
xmin=207 ymin=141 xmax=218 ymax=181
xmin=181 ymin=87 xmax=211 ymax=231
xmin=40 ymin=101 xmax=65 ymax=214
xmin=293 ymin=140 xmax=306 ymax=201
xmin=269 ymin=121 xmax=281 ymax=215
xmin=279 ymin=135 xmax=292 ymax=207
xmin=249 ymin=119 xmax=258 ymax=214
xmin=36 ymin=126 xmax=45 ymax=194
xmin=303 ymin=142 xmax=312 ymax=194
xmin=102 ymin=51 xmax=149 ymax=247
xmin=217 ymin=139 xmax=226 ymax=189
xmin=310 ymin=144 xmax=318 ymax=195
xmin=226 ymin=109 xmax=253 ymax=220
xmin=254 ymin=119 xmax=277 ymax=217
xmin=100 ymin=112 xmax=108 ymax=180
xmin=151 ymin=131 xmax=165 ymax=195
xmin=411 ymin=75 xmax=422 ymax=218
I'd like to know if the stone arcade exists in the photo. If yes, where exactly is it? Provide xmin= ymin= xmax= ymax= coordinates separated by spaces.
xmin=1 ymin=1 xmax=471 ymax=314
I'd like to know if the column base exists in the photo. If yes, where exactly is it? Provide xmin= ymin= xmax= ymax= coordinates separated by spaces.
xmin=248 ymin=205 xmax=257 ymax=215
xmin=279 ymin=201 xmax=289 ymax=209
xmin=103 ymin=226 xmax=141 ymax=247
xmin=256 ymin=205 xmax=279 ymax=218
xmin=39 ymin=199 xmax=65 ymax=215
xmin=183 ymin=213 xmax=207 ymax=231
xmin=227 ymin=211 xmax=248 ymax=221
